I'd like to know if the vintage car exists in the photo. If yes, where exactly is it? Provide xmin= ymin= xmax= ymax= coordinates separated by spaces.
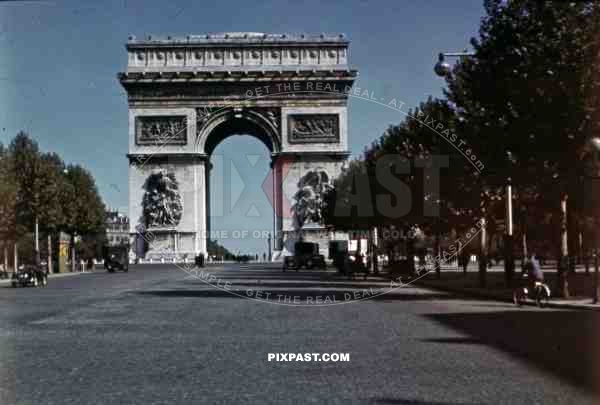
xmin=103 ymin=244 xmax=130 ymax=273
xmin=283 ymin=242 xmax=326 ymax=271
xmin=11 ymin=264 xmax=48 ymax=288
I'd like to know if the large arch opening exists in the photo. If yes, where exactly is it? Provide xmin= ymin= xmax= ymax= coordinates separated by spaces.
xmin=197 ymin=108 xmax=281 ymax=156
xmin=201 ymin=114 xmax=279 ymax=261
xmin=204 ymin=117 xmax=275 ymax=156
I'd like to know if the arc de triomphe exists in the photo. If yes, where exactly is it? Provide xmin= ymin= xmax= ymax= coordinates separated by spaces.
xmin=118 ymin=32 xmax=357 ymax=260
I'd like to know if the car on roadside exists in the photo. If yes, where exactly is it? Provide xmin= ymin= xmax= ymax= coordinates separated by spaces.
xmin=103 ymin=244 xmax=129 ymax=273
xmin=283 ymin=242 xmax=326 ymax=271
xmin=0 ymin=264 xmax=9 ymax=280
xmin=11 ymin=264 xmax=48 ymax=288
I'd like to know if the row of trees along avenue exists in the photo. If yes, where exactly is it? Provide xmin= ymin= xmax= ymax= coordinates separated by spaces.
xmin=0 ymin=132 xmax=106 ymax=272
xmin=321 ymin=0 xmax=600 ymax=297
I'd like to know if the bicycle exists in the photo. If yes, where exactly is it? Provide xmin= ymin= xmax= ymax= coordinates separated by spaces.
xmin=513 ymin=274 xmax=551 ymax=308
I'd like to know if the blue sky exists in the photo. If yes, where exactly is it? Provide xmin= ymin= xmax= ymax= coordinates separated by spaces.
xmin=0 ymin=0 xmax=484 ymax=255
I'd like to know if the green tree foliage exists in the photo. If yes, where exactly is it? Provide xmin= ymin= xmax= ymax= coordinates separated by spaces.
xmin=324 ymin=98 xmax=475 ymax=235
xmin=9 ymin=132 xmax=45 ymax=237
xmin=38 ymin=153 xmax=68 ymax=234
xmin=3 ymin=132 xmax=107 ymax=264
xmin=448 ymin=1 xmax=600 ymax=186
xmin=63 ymin=164 xmax=106 ymax=238
xmin=0 ymin=144 xmax=17 ymax=245
xmin=444 ymin=0 xmax=600 ymax=291
xmin=447 ymin=0 xmax=600 ymax=216
xmin=322 ymin=98 xmax=478 ymax=273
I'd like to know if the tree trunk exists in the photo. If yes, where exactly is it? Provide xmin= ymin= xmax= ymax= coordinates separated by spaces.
xmin=579 ymin=231 xmax=584 ymax=267
xmin=13 ymin=242 xmax=18 ymax=273
xmin=521 ymin=231 xmax=528 ymax=271
xmin=583 ymin=231 xmax=590 ymax=274
xmin=457 ymin=240 xmax=466 ymax=276
xmin=434 ymin=228 xmax=441 ymax=279
xmin=3 ymin=245 xmax=7 ymax=274
xmin=406 ymin=238 xmax=415 ymax=275
xmin=479 ymin=218 xmax=487 ymax=288
xmin=368 ymin=227 xmax=379 ymax=275
xmin=47 ymin=234 xmax=52 ymax=274
xmin=558 ymin=195 xmax=570 ymax=298
xmin=366 ymin=229 xmax=372 ymax=272
xmin=71 ymin=234 xmax=76 ymax=273
xmin=594 ymin=251 xmax=599 ymax=304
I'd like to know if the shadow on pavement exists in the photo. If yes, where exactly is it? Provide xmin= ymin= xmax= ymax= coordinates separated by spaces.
xmin=420 ymin=337 xmax=485 ymax=345
xmin=372 ymin=398 xmax=479 ymax=405
xmin=425 ymin=310 xmax=600 ymax=395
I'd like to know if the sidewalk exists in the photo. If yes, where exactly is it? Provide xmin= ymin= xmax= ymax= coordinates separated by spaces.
xmin=411 ymin=271 xmax=600 ymax=311
xmin=0 ymin=269 xmax=95 ymax=286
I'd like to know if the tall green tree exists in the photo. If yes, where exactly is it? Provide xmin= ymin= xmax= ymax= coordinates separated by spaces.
xmin=323 ymin=98 xmax=477 ymax=274
xmin=38 ymin=152 xmax=67 ymax=234
xmin=0 ymin=143 xmax=17 ymax=268
xmin=9 ymin=132 xmax=45 ymax=239
xmin=63 ymin=164 xmax=106 ymax=237
xmin=445 ymin=0 xmax=600 ymax=294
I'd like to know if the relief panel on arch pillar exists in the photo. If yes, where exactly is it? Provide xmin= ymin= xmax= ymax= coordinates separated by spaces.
xmin=287 ymin=114 xmax=340 ymax=144
xmin=135 ymin=115 xmax=188 ymax=146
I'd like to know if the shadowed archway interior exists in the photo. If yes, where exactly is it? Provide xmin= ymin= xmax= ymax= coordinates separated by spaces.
xmin=203 ymin=117 xmax=275 ymax=156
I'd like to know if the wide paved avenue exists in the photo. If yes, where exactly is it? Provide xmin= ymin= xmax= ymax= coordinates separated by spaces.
xmin=1 ymin=263 xmax=598 ymax=404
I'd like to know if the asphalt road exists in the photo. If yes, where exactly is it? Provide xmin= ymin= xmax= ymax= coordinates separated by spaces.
xmin=1 ymin=263 xmax=599 ymax=405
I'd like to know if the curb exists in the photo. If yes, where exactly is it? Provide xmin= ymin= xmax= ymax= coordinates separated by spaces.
xmin=413 ymin=280 xmax=600 ymax=311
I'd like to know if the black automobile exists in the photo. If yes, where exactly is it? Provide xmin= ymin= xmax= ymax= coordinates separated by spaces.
xmin=103 ymin=245 xmax=129 ymax=273
xmin=283 ymin=242 xmax=326 ymax=271
xmin=11 ymin=264 xmax=48 ymax=288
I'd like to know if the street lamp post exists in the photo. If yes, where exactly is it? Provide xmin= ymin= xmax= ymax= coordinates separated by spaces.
xmin=594 ymin=250 xmax=599 ymax=304
xmin=433 ymin=52 xmax=474 ymax=77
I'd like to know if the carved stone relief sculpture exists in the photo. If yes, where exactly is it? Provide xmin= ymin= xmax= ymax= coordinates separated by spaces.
xmin=288 ymin=114 xmax=339 ymax=144
xmin=141 ymin=170 xmax=183 ymax=228
xmin=136 ymin=116 xmax=188 ymax=145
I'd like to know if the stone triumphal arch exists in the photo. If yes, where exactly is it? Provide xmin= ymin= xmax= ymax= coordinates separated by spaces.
xmin=118 ymin=33 xmax=357 ymax=260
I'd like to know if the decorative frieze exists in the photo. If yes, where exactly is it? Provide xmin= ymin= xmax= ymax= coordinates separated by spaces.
xmin=287 ymin=114 xmax=339 ymax=144
xmin=136 ymin=116 xmax=188 ymax=145
xmin=126 ymin=33 xmax=349 ymax=71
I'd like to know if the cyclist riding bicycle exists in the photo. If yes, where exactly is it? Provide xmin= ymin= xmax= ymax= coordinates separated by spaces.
xmin=515 ymin=253 xmax=550 ymax=307
xmin=521 ymin=253 xmax=545 ymax=294
xmin=529 ymin=253 xmax=544 ymax=283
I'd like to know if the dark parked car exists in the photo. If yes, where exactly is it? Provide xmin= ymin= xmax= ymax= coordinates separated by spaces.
xmin=11 ymin=264 xmax=48 ymax=288
xmin=103 ymin=245 xmax=129 ymax=272
xmin=283 ymin=242 xmax=326 ymax=271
